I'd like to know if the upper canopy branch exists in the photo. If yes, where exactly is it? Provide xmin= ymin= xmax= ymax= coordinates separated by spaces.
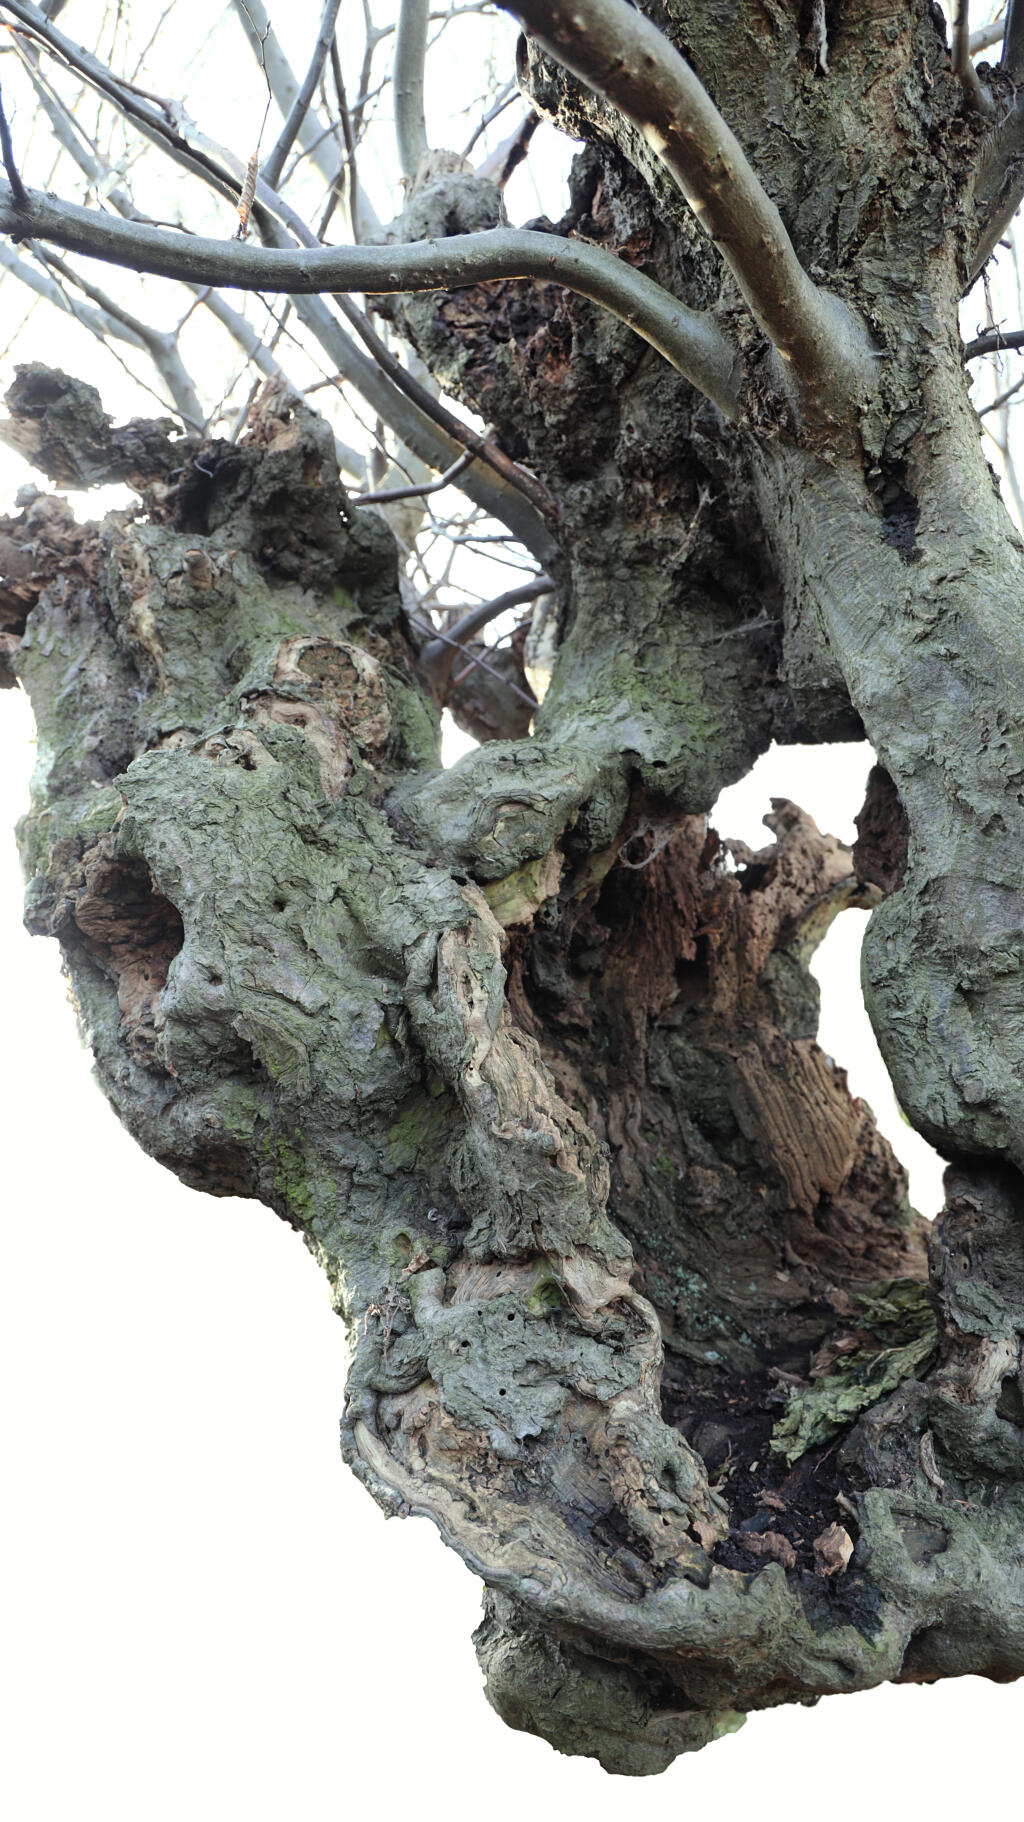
xmin=501 ymin=0 xmax=876 ymax=413
xmin=0 ymin=181 xmax=741 ymax=415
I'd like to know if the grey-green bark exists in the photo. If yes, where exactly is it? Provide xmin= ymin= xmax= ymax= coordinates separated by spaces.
xmin=4 ymin=0 xmax=1024 ymax=1777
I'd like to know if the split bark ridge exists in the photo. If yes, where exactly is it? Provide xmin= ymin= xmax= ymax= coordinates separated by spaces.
xmin=3 ymin=0 xmax=1024 ymax=1775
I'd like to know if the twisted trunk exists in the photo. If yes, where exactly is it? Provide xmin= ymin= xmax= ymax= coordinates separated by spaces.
xmin=4 ymin=0 xmax=1024 ymax=1776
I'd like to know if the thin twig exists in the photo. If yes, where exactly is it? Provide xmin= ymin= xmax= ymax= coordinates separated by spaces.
xmin=351 ymin=450 xmax=474 ymax=502
xmin=461 ymin=78 xmax=516 ymax=159
xmin=261 ymin=0 xmax=343 ymax=191
xmin=0 ymin=76 xmax=30 ymax=208
xmin=421 ymin=622 xmax=538 ymax=708
xmin=978 ymin=372 xmax=1024 ymax=413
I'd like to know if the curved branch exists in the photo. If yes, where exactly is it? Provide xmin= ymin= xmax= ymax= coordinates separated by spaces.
xmin=418 ymin=575 xmax=553 ymax=694
xmin=34 ymin=248 xmax=204 ymax=428
xmin=501 ymin=0 xmax=875 ymax=409
xmin=393 ymin=0 xmax=429 ymax=183
xmin=953 ymin=1 xmax=995 ymax=114
xmin=0 ymin=1 xmax=557 ymax=550
xmin=0 ymin=182 xmax=741 ymax=416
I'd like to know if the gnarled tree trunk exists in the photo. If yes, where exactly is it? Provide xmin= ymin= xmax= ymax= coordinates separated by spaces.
xmin=3 ymin=0 xmax=1024 ymax=1777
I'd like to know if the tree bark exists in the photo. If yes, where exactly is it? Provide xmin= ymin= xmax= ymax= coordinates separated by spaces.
xmin=4 ymin=0 xmax=1024 ymax=1776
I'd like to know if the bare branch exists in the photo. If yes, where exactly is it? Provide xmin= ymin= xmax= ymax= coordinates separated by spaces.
xmin=260 ymin=0 xmax=343 ymax=193
xmin=0 ymin=181 xmax=741 ymax=416
xmin=462 ymin=78 xmax=517 ymax=159
xmin=972 ymin=19 xmax=1006 ymax=56
xmin=351 ymin=449 xmax=473 ymax=502
xmin=1002 ymin=0 xmax=1024 ymax=78
xmin=394 ymin=0 xmax=429 ymax=182
xmin=501 ymin=0 xmax=875 ymax=409
xmin=475 ymin=110 xmax=538 ymax=190
xmin=33 ymin=247 xmax=204 ymax=428
xmin=978 ymin=372 xmax=1024 ymax=412
xmin=964 ymin=325 xmax=1024 ymax=357
xmin=418 ymin=575 xmax=553 ymax=694
xmin=1 ymin=0 xmax=557 ymax=544
xmin=953 ymin=2 xmax=995 ymax=113
xmin=0 ymin=77 xmax=30 ymax=210
xmin=0 ymin=235 xmax=145 ymax=343
xmin=1 ymin=0 xmax=241 ymax=207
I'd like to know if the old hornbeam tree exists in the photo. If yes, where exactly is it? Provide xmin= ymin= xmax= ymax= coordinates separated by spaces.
xmin=2 ymin=0 xmax=1024 ymax=1775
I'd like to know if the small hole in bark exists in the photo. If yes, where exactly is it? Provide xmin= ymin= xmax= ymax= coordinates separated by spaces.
xmin=996 ymin=1375 xmax=1024 ymax=1426
xmin=272 ymin=894 xmax=288 ymax=913
xmin=498 ymin=1387 xmax=507 ymax=1396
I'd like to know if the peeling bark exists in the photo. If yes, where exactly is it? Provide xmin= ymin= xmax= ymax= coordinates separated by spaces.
xmin=5 ymin=0 xmax=1024 ymax=1778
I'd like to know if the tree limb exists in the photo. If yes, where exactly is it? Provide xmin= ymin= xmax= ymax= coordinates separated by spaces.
xmin=969 ymin=89 xmax=1024 ymax=280
xmin=33 ymin=247 xmax=204 ymax=428
xmin=259 ymin=0 xmax=344 ymax=193
xmin=1002 ymin=0 xmax=1024 ymax=79
xmin=953 ymin=2 xmax=995 ymax=114
xmin=418 ymin=574 xmax=553 ymax=694
xmin=352 ymin=448 xmax=473 ymax=501
xmin=501 ymin=0 xmax=875 ymax=411
xmin=394 ymin=0 xmax=429 ymax=183
xmin=2 ymin=0 xmax=552 ymax=545
xmin=0 ymin=77 xmax=30 ymax=210
xmin=0 ymin=181 xmax=741 ymax=415
xmin=964 ymin=325 xmax=1024 ymax=357
xmin=0 ymin=0 xmax=241 ymax=208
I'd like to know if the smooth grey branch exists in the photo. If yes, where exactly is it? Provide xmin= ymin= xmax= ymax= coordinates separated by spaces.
xmin=502 ymin=0 xmax=875 ymax=412
xmin=3 ymin=0 xmax=549 ymax=543
xmin=971 ymin=19 xmax=1005 ymax=55
xmin=0 ymin=182 xmax=741 ymax=416
xmin=394 ymin=0 xmax=430 ymax=182
xmin=953 ymin=2 xmax=995 ymax=113
xmin=0 ymin=237 xmax=146 ymax=345
xmin=34 ymin=248 xmax=204 ymax=428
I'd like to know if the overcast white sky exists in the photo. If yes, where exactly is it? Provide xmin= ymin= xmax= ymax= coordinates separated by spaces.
xmin=0 ymin=1 xmax=1020 ymax=1813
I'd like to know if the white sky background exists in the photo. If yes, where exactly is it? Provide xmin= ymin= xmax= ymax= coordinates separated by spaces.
xmin=0 ymin=1 xmax=1021 ymax=1814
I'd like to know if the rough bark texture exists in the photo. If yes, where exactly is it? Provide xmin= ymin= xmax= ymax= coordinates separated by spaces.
xmin=4 ymin=0 xmax=1024 ymax=1777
